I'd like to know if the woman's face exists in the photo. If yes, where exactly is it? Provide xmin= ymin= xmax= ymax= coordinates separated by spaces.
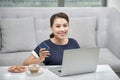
xmin=51 ymin=17 xmax=69 ymax=39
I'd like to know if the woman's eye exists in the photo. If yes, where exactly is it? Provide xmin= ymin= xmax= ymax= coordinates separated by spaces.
xmin=56 ymin=26 xmax=60 ymax=28
xmin=64 ymin=25 xmax=68 ymax=27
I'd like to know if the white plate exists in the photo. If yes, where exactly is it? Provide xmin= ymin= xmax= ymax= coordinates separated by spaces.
xmin=26 ymin=69 xmax=43 ymax=76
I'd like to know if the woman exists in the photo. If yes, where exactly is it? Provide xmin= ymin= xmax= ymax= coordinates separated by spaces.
xmin=23 ymin=12 xmax=80 ymax=66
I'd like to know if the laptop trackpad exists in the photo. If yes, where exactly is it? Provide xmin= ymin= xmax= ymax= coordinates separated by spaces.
xmin=49 ymin=67 xmax=62 ymax=76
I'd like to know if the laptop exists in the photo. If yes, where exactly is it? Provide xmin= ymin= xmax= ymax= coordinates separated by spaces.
xmin=48 ymin=47 xmax=100 ymax=76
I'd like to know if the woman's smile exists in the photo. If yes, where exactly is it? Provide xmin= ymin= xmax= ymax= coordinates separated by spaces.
xmin=58 ymin=31 xmax=67 ymax=37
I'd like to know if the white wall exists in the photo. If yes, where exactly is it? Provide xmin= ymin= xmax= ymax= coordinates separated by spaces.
xmin=107 ymin=0 xmax=120 ymax=12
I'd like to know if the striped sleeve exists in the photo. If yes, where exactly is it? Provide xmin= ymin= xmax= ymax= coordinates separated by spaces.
xmin=31 ymin=50 xmax=39 ymax=58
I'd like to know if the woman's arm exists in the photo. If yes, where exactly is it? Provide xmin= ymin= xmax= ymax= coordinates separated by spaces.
xmin=23 ymin=54 xmax=42 ymax=66
xmin=23 ymin=48 xmax=50 ymax=66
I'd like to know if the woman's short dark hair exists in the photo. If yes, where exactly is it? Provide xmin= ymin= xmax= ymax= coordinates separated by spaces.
xmin=49 ymin=12 xmax=69 ymax=38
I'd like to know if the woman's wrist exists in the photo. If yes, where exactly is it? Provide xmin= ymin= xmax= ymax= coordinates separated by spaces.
xmin=38 ymin=57 xmax=44 ymax=63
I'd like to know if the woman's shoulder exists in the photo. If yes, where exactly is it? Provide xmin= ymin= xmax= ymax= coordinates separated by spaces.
xmin=68 ymin=38 xmax=80 ymax=48
xmin=38 ymin=39 xmax=50 ymax=46
xmin=69 ymin=38 xmax=77 ymax=42
xmin=44 ymin=39 xmax=50 ymax=43
xmin=43 ymin=39 xmax=53 ymax=45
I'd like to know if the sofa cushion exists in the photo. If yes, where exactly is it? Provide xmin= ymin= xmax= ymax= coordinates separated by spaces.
xmin=0 ymin=28 xmax=1 ymax=49
xmin=0 ymin=52 xmax=31 ymax=66
xmin=0 ymin=17 xmax=37 ymax=53
xmin=69 ymin=17 xmax=97 ymax=47
xmin=98 ymin=48 xmax=120 ymax=72
xmin=35 ymin=18 xmax=50 ymax=44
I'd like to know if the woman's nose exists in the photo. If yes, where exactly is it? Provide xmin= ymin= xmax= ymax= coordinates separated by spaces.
xmin=60 ymin=26 xmax=65 ymax=31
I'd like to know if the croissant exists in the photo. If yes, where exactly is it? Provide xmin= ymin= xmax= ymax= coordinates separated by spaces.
xmin=8 ymin=65 xmax=26 ymax=73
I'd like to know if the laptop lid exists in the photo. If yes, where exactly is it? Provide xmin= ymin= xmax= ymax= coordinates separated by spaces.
xmin=49 ymin=47 xmax=99 ymax=76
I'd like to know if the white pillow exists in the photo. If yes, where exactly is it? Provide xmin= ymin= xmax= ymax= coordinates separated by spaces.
xmin=0 ymin=17 xmax=37 ymax=53
xmin=0 ymin=28 xmax=1 ymax=49
xmin=69 ymin=17 xmax=97 ymax=47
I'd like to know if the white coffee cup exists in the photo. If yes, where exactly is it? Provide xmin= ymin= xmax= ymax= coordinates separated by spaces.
xmin=28 ymin=64 xmax=40 ymax=74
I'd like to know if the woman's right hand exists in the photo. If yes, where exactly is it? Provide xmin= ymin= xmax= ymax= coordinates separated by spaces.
xmin=39 ymin=48 xmax=50 ymax=62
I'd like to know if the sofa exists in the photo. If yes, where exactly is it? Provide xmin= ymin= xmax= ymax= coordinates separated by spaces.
xmin=0 ymin=7 xmax=120 ymax=75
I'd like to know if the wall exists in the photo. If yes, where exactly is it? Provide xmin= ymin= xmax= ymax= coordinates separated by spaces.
xmin=107 ymin=0 xmax=120 ymax=12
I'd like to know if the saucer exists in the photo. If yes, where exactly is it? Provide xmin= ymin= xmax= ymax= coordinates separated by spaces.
xmin=26 ymin=69 xmax=43 ymax=76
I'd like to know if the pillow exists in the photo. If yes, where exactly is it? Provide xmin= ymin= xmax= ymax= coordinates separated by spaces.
xmin=0 ymin=17 xmax=37 ymax=53
xmin=0 ymin=28 xmax=1 ymax=49
xmin=69 ymin=17 xmax=97 ymax=47
xmin=35 ymin=18 xmax=50 ymax=44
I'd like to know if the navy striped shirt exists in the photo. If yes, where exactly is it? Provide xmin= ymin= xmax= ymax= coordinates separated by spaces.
xmin=34 ymin=38 xmax=80 ymax=65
